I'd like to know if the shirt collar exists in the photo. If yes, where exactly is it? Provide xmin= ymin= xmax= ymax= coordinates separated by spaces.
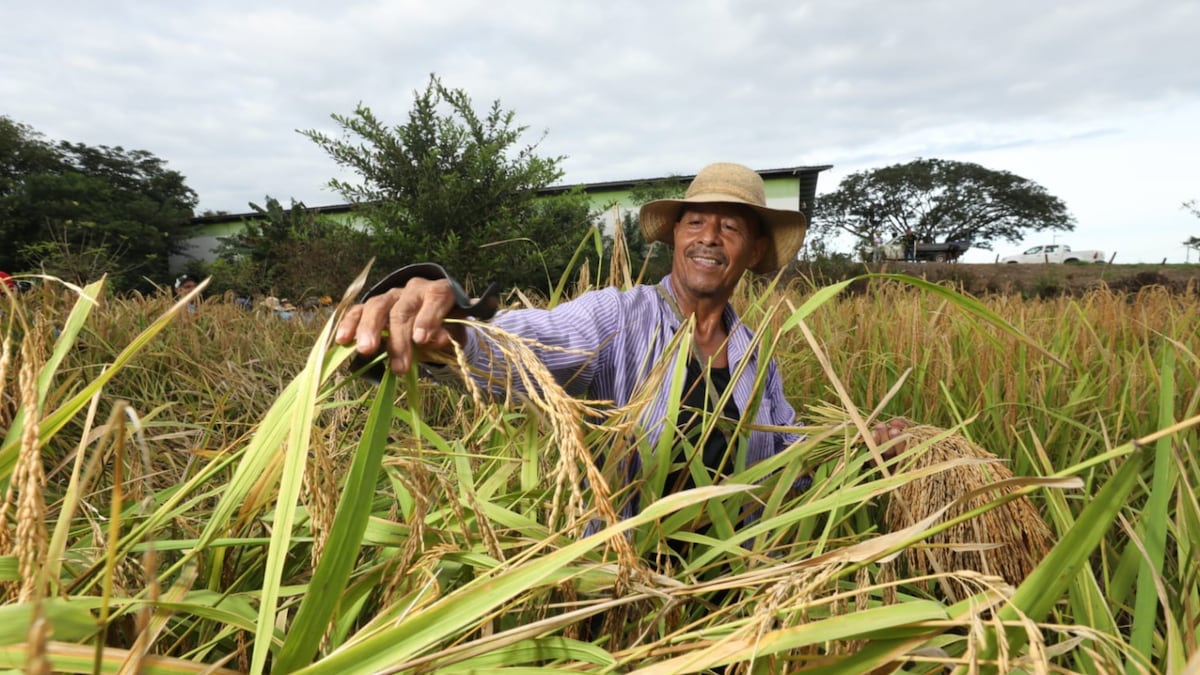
xmin=657 ymin=274 xmax=751 ymax=367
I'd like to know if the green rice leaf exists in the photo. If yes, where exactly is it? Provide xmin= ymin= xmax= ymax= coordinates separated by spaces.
xmin=1 ymin=279 xmax=104 ymax=485
xmin=443 ymin=636 xmax=616 ymax=670
xmin=972 ymin=446 xmax=1143 ymax=662
xmin=0 ymin=555 xmax=16 ymax=582
xmin=1130 ymin=346 xmax=1181 ymax=670
xmin=0 ymin=641 xmax=242 ymax=674
xmin=293 ymin=485 xmax=749 ymax=675
xmin=273 ymin=369 xmax=397 ymax=671
xmin=630 ymin=601 xmax=947 ymax=674
xmin=0 ymin=599 xmax=98 ymax=645
xmin=247 ymin=312 xmax=339 ymax=675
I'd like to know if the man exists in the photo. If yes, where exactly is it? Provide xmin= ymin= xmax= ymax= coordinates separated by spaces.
xmin=336 ymin=162 xmax=905 ymax=498
xmin=901 ymin=229 xmax=917 ymax=262
xmin=173 ymin=273 xmax=201 ymax=314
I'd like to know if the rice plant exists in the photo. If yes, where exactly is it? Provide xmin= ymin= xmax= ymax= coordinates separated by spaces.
xmin=0 ymin=267 xmax=1196 ymax=673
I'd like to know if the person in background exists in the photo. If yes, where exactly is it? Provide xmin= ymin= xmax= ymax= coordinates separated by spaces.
xmin=901 ymin=229 xmax=917 ymax=261
xmin=174 ymin=274 xmax=199 ymax=298
xmin=174 ymin=274 xmax=201 ymax=313
xmin=261 ymin=296 xmax=297 ymax=320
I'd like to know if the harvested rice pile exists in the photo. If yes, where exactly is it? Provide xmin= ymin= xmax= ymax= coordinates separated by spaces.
xmin=882 ymin=424 xmax=1054 ymax=599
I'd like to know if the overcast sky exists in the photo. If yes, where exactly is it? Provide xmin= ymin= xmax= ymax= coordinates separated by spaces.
xmin=4 ymin=0 xmax=1198 ymax=262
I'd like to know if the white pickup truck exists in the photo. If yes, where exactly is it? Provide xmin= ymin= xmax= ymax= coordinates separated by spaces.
xmin=1001 ymin=244 xmax=1107 ymax=264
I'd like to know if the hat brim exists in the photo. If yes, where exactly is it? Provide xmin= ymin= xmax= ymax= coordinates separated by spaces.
xmin=639 ymin=195 xmax=808 ymax=274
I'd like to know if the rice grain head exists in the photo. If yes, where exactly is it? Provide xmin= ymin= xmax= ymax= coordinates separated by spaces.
xmin=13 ymin=335 xmax=49 ymax=603
xmin=303 ymin=426 xmax=339 ymax=566
xmin=883 ymin=425 xmax=1053 ymax=601
xmin=457 ymin=322 xmax=632 ymax=558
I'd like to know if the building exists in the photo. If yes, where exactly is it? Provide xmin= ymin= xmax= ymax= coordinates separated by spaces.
xmin=173 ymin=165 xmax=831 ymax=273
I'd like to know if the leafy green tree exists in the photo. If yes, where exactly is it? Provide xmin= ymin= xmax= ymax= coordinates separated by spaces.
xmin=1 ymin=118 xmax=62 ymax=270
xmin=301 ymin=75 xmax=594 ymax=294
xmin=1184 ymin=236 xmax=1200 ymax=263
xmin=210 ymin=197 xmax=375 ymax=299
xmin=0 ymin=116 xmax=197 ymax=291
xmin=812 ymin=158 xmax=1075 ymax=254
xmin=1181 ymin=201 xmax=1199 ymax=263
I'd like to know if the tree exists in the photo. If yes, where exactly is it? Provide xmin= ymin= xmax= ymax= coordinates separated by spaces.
xmin=1184 ymin=236 xmax=1200 ymax=263
xmin=0 ymin=118 xmax=62 ymax=270
xmin=0 ymin=116 xmax=197 ymax=291
xmin=1184 ymin=199 xmax=1199 ymax=219
xmin=301 ymin=75 xmax=594 ymax=294
xmin=1184 ymin=201 xmax=1200 ymax=263
xmin=812 ymin=158 xmax=1075 ymax=255
xmin=210 ymin=197 xmax=375 ymax=298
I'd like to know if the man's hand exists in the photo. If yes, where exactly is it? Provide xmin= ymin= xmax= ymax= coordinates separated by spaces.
xmin=871 ymin=417 xmax=910 ymax=461
xmin=335 ymin=277 xmax=468 ymax=375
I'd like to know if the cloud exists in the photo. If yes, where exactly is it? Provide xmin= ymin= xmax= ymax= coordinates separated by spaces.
xmin=1 ymin=0 xmax=1196 ymax=260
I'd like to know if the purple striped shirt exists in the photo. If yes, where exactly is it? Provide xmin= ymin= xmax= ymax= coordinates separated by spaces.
xmin=460 ymin=275 xmax=801 ymax=467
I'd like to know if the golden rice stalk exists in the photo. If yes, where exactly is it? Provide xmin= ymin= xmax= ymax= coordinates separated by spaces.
xmin=574 ymin=259 xmax=592 ymax=299
xmin=449 ymin=320 xmax=648 ymax=640
xmin=13 ymin=334 xmax=49 ymax=603
xmin=455 ymin=322 xmax=627 ymax=544
xmin=303 ymin=426 xmax=339 ymax=566
xmin=882 ymin=424 xmax=1053 ymax=600
xmin=125 ymin=546 xmax=160 ymax=673
xmin=24 ymin=598 xmax=50 ymax=675
xmin=607 ymin=203 xmax=632 ymax=290
xmin=380 ymin=457 xmax=437 ymax=605
xmin=0 ymin=489 xmax=10 ymax=584
xmin=0 ymin=330 xmax=16 ymax=565
xmin=0 ymin=332 xmax=12 ymax=430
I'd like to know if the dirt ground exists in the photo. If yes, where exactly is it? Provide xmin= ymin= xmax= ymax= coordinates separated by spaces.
xmin=826 ymin=262 xmax=1200 ymax=297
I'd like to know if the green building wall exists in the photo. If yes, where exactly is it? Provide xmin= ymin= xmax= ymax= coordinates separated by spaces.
xmin=174 ymin=165 xmax=829 ymax=273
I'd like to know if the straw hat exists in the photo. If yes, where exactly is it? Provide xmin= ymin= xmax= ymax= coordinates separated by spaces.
xmin=639 ymin=162 xmax=808 ymax=273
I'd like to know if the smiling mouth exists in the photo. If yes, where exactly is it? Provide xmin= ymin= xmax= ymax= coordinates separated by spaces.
xmin=687 ymin=248 xmax=727 ymax=267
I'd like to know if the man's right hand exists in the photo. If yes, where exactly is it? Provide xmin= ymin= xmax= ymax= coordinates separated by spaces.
xmin=872 ymin=418 xmax=910 ymax=461
xmin=335 ymin=277 xmax=468 ymax=375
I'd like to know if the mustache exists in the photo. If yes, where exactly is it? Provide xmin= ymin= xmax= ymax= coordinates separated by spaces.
xmin=685 ymin=246 xmax=727 ymax=264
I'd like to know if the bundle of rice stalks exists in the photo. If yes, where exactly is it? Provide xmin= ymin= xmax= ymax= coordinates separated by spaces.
xmin=882 ymin=424 xmax=1053 ymax=601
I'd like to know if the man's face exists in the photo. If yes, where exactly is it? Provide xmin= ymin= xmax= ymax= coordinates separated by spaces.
xmin=670 ymin=203 xmax=767 ymax=300
xmin=176 ymin=280 xmax=197 ymax=296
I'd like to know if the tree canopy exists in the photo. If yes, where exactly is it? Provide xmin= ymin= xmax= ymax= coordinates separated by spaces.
xmin=301 ymin=75 xmax=595 ymax=294
xmin=0 ymin=116 xmax=197 ymax=292
xmin=208 ymin=197 xmax=376 ymax=299
xmin=1184 ymin=200 xmax=1200 ymax=262
xmin=812 ymin=158 xmax=1075 ymax=255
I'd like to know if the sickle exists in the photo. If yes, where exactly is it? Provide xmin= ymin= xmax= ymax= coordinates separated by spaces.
xmin=349 ymin=263 xmax=500 ymax=383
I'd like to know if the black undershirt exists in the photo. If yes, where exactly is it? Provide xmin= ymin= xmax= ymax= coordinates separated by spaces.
xmin=666 ymin=358 xmax=741 ymax=493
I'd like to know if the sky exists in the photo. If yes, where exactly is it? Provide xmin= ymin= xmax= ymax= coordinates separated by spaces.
xmin=3 ymin=0 xmax=1198 ymax=263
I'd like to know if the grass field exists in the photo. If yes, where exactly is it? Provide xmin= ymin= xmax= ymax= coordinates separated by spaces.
xmin=846 ymin=260 xmax=1200 ymax=297
xmin=1 ymin=268 xmax=1197 ymax=673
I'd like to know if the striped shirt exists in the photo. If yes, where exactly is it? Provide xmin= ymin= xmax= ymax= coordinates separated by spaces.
xmin=460 ymin=274 xmax=801 ymax=469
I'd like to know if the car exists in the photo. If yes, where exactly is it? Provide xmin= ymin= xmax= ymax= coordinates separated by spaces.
xmin=873 ymin=237 xmax=971 ymax=262
xmin=1000 ymin=244 xmax=1106 ymax=264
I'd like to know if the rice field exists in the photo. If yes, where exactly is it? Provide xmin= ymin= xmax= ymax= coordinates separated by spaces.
xmin=1 ymin=268 xmax=1197 ymax=673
